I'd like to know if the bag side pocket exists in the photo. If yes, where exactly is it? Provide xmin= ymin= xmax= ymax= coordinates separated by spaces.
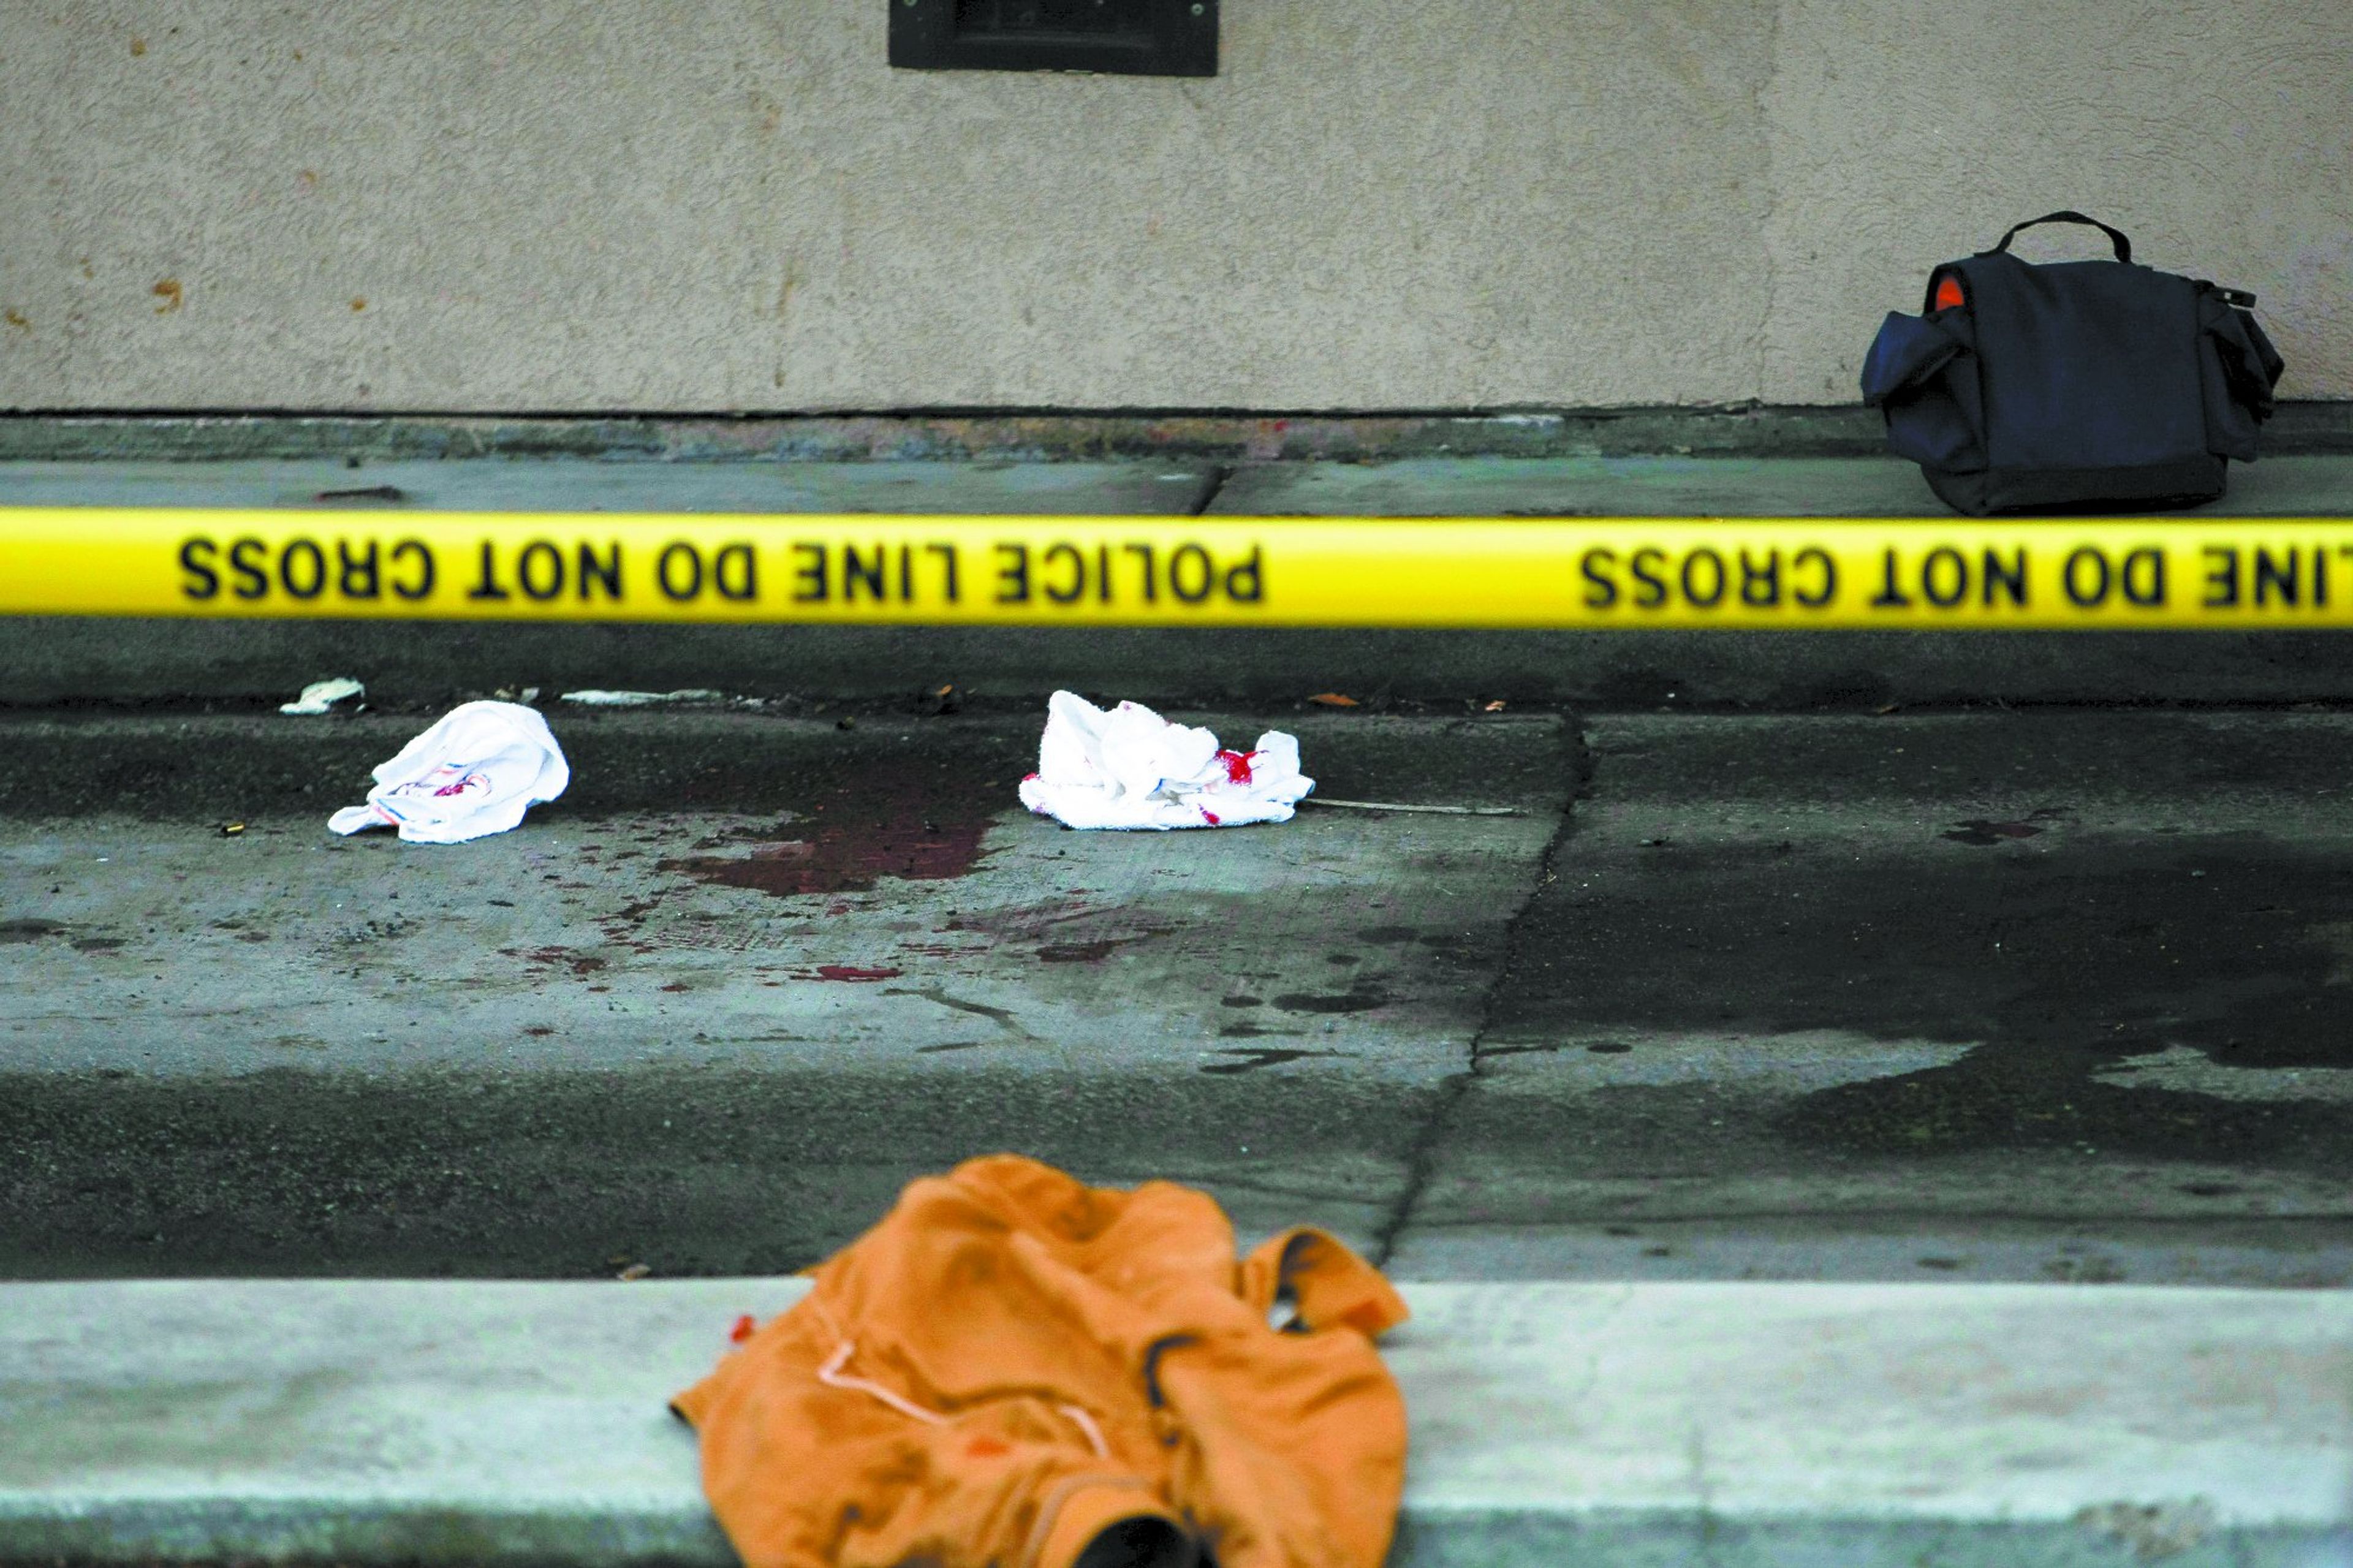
xmin=1861 ymin=311 xmax=1985 ymax=472
xmin=2197 ymin=290 xmax=2286 ymax=461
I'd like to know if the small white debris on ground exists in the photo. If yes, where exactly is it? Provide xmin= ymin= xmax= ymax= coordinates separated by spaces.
xmin=559 ymin=689 xmax=729 ymax=707
xmin=279 ymin=677 xmax=365 ymax=715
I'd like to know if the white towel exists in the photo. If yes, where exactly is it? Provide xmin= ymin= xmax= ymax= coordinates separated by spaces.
xmin=1017 ymin=691 xmax=1314 ymax=831
xmin=327 ymin=701 xmax=570 ymax=844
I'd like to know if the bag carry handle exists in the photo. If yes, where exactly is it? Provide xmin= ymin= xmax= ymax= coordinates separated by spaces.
xmin=1992 ymin=210 xmax=2133 ymax=263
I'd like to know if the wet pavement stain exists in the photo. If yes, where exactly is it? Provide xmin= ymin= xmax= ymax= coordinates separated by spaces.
xmin=1037 ymin=939 xmax=1134 ymax=964
xmin=1781 ymin=844 xmax=2353 ymax=1162
xmin=1941 ymin=807 xmax=2071 ymax=846
xmin=1200 ymin=1048 xmax=1347 ymax=1075
xmin=1501 ymin=831 xmax=2353 ymax=1172
xmin=1271 ymin=987 xmax=1390 ymax=1015
xmin=1941 ymin=819 xmax=2043 ymax=846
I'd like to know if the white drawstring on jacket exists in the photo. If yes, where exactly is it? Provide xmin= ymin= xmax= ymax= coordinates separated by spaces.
xmin=815 ymin=1339 xmax=1112 ymax=1460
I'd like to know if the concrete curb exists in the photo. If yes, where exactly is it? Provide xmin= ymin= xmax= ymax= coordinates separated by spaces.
xmin=2 ymin=1279 xmax=2346 ymax=1566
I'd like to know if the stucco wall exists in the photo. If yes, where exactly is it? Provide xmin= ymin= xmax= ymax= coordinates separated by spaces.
xmin=1 ymin=0 xmax=2346 ymax=412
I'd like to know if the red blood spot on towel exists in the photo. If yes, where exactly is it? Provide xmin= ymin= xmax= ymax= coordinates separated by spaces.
xmin=730 ymin=1314 xmax=757 ymax=1344
xmin=1217 ymin=749 xmax=1256 ymax=785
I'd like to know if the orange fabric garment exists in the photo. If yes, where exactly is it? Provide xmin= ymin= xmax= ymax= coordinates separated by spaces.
xmin=672 ymin=1155 xmax=1409 ymax=1568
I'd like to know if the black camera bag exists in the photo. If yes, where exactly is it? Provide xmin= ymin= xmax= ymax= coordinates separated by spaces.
xmin=1860 ymin=211 xmax=2283 ymax=515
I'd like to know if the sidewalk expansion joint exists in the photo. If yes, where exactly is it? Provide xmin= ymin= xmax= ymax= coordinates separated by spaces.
xmin=1368 ymin=720 xmax=1590 ymax=1268
xmin=1187 ymin=463 xmax=1233 ymax=516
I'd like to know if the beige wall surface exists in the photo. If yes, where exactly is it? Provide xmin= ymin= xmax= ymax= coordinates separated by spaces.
xmin=0 ymin=0 xmax=2346 ymax=413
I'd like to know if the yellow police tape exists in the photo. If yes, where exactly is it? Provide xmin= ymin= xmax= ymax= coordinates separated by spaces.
xmin=4 ymin=506 xmax=2353 ymax=628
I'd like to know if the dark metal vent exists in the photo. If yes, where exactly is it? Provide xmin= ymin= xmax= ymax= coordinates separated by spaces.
xmin=889 ymin=0 xmax=1217 ymax=76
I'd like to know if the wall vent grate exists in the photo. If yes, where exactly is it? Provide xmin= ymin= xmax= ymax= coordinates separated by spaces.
xmin=889 ymin=0 xmax=1217 ymax=76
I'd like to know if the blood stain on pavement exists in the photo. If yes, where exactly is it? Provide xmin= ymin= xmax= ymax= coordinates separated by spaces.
xmin=503 ymin=946 xmax=608 ymax=977
xmin=659 ymin=757 xmax=1003 ymax=900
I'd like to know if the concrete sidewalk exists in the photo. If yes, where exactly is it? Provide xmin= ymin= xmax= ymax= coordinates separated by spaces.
xmin=0 ymin=708 xmax=1564 ymax=1274
xmin=2 ymin=1277 xmax=2345 ymax=1568
xmin=6 ymin=705 xmax=2353 ymax=1287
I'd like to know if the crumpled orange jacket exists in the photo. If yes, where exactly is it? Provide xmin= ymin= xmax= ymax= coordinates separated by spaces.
xmin=672 ymin=1155 xmax=1409 ymax=1568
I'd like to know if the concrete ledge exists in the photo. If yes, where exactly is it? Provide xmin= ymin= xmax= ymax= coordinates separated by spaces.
xmin=2 ymin=1280 xmax=2346 ymax=1566
xmin=1 ymin=405 xmax=2349 ymax=463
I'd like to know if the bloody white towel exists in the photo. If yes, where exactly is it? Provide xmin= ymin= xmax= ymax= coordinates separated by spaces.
xmin=327 ymin=701 xmax=570 ymax=844
xmin=1017 ymin=691 xmax=1313 ymax=830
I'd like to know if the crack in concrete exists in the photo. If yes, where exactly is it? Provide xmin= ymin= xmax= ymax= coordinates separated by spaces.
xmin=1367 ymin=721 xmax=1592 ymax=1268
xmin=1749 ymin=0 xmax=1787 ymax=403
xmin=881 ymin=985 xmax=1036 ymax=1040
xmin=1187 ymin=463 xmax=1233 ymax=517
xmin=1559 ymin=1279 xmax=1637 ymax=1415
xmin=1687 ymin=1422 xmax=1725 ymax=1566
